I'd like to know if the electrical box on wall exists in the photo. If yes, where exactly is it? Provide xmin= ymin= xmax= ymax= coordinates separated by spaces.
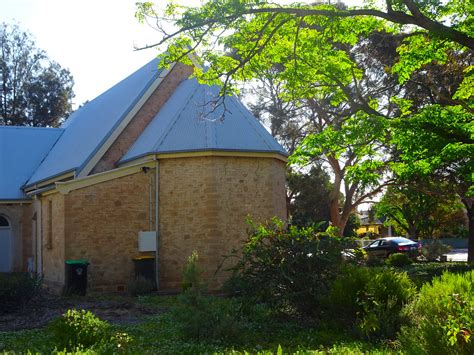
xmin=138 ymin=231 xmax=157 ymax=251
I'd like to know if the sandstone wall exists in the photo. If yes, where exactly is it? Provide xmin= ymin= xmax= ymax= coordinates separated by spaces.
xmin=64 ymin=171 xmax=153 ymax=292
xmin=55 ymin=156 xmax=286 ymax=292
xmin=40 ymin=193 xmax=66 ymax=290
xmin=158 ymin=156 xmax=287 ymax=290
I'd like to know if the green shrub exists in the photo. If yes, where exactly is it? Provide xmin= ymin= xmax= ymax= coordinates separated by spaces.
xmin=352 ymin=247 xmax=368 ymax=264
xmin=225 ymin=218 xmax=346 ymax=317
xmin=399 ymin=270 xmax=474 ymax=355
xmin=182 ymin=250 xmax=202 ymax=292
xmin=422 ymin=239 xmax=452 ymax=261
xmin=385 ymin=253 xmax=412 ymax=267
xmin=327 ymin=265 xmax=416 ymax=339
xmin=128 ymin=275 xmax=155 ymax=296
xmin=401 ymin=262 xmax=474 ymax=288
xmin=94 ymin=331 xmax=134 ymax=353
xmin=0 ymin=273 xmax=42 ymax=314
xmin=48 ymin=309 xmax=110 ymax=350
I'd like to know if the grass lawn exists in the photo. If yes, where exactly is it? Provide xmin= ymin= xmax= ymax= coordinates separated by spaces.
xmin=1 ymin=262 xmax=471 ymax=354
xmin=0 ymin=294 xmax=397 ymax=354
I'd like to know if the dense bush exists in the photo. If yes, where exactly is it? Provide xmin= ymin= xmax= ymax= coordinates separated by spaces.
xmin=48 ymin=309 xmax=110 ymax=350
xmin=401 ymin=262 xmax=473 ymax=288
xmin=421 ymin=239 xmax=452 ymax=261
xmin=327 ymin=265 xmax=416 ymax=339
xmin=225 ymin=219 xmax=346 ymax=316
xmin=385 ymin=253 xmax=412 ymax=267
xmin=0 ymin=273 xmax=42 ymax=314
xmin=399 ymin=270 xmax=474 ymax=355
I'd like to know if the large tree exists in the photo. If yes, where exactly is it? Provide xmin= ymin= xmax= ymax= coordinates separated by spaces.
xmin=135 ymin=0 xmax=473 ymax=258
xmin=0 ymin=23 xmax=74 ymax=127
xmin=375 ymin=182 xmax=467 ymax=239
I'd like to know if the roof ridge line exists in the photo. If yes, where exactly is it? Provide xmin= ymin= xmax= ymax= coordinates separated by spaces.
xmin=0 ymin=125 xmax=64 ymax=131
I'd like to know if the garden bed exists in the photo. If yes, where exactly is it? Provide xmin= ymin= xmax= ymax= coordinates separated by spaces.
xmin=0 ymin=292 xmax=158 ymax=332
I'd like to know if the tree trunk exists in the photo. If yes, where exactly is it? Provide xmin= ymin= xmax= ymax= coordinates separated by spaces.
xmin=466 ymin=202 xmax=473 ymax=263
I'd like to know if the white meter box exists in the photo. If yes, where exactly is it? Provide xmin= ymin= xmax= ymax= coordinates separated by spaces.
xmin=138 ymin=231 xmax=157 ymax=251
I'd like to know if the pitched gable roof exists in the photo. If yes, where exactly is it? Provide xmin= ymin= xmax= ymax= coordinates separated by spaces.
xmin=0 ymin=126 xmax=63 ymax=200
xmin=18 ymin=57 xmax=285 ymax=191
xmin=120 ymin=78 xmax=286 ymax=164
xmin=26 ymin=59 xmax=165 ymax=187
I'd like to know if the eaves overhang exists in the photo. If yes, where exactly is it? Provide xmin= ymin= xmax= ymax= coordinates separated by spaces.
xmin=118 ymin=150 xmax=288 ymax=168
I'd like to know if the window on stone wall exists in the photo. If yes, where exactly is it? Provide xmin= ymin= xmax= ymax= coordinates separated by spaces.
xmin=46 ymin=200 xmax=53 ymax=249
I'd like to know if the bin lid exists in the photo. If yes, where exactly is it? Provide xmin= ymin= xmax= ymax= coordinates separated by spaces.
xmin=65 ymin=259 xmax=89 ymax=265
xmin=132 ymin=255 xmax=155 ymax=261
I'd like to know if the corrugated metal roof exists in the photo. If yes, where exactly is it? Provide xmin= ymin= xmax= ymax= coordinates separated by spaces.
xmin=0 ymin=126 xmax=63 ymax=200
xmin=121 ymin=78 xmax=286 ymax=163
xmin=26 ymin=59 xmax=164 ymax=186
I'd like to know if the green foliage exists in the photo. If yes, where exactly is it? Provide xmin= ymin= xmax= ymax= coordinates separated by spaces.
xmin=327 ymin=265 xmax=416 ymax=340
xmin=137 ymin=0 xmax=473 ymax=258
xmin=171 ymin=292 xmax=250 ymax=342
xmin=401 ymin=262 xmax=474 ymax=288
xmin=399 ymin=270 xmax=474 ymax=355
xmin=348 ymin=247 xmax=368 ymax=265
xmin=182 ymin=250 xmax=202 ymax=292
xmin=48 ymin=309 xmax=110 ymax=350
xmin=225 ymin=218 xmax=346 ymax=317
xmin=0 ymin=23 xmax=74 ymax=127
xmin=128 ymin=275 xmax=155 ymax=296
xmin=287 ymin=165 xmax=332 ymax=228
xmin=0 ymin=294 xmax=397 ymax=354
xmin=422 ymin=239 xmax=453 ymax=262
xmin=0 ymin=272 xmax=42 ymax=314
xmin=375 ymin=183 xmax=466 ymax=239
xmin=385 ymin=253 xmax=412 ymax=267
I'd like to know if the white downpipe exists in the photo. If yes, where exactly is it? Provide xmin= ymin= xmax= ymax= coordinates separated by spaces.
xmin=155 ymin=161 xmax=160 ymax=289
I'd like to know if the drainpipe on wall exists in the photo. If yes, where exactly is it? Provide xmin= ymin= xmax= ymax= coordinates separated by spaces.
xmin=154 ymin=160 xmax=160 ymax=290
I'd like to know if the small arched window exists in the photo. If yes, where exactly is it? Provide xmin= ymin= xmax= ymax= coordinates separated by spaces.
xmin=0 ymin=216 xmax=9 ymax=227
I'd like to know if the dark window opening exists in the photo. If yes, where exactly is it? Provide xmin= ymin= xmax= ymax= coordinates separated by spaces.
xmin=0 ymin=216 xmax=9 ymax=227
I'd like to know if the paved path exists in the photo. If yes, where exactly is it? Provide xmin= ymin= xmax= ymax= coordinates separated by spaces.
xmin=446 ymin=249 xmax=468 ymax=262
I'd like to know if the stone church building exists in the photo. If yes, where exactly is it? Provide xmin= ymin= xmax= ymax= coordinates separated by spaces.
xmin=0 ymin=59 xmax=287 ymax=293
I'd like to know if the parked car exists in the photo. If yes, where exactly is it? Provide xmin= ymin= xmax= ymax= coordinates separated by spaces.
xmin=363 ymin=237 xmax=421 ymax=259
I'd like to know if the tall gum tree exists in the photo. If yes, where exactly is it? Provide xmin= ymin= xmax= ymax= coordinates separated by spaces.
xmin=0 ymin=23 xmax=74 ymax=127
